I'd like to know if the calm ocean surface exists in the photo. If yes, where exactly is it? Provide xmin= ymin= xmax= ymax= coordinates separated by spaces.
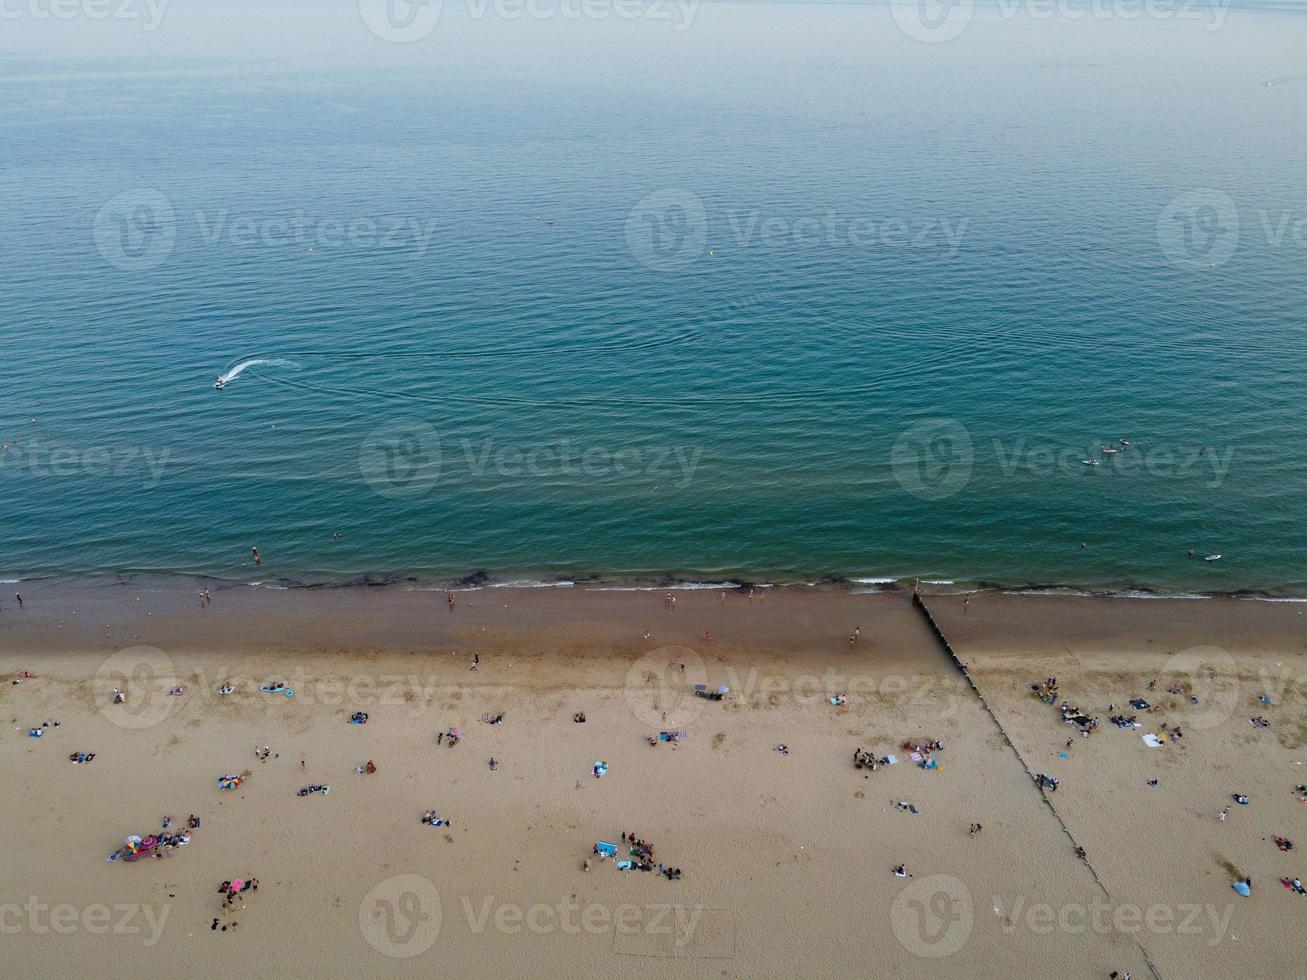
xmin=2 ymin=2 xmax=1305 ymax=592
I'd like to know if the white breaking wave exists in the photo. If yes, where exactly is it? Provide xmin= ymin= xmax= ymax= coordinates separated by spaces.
xmin=216 ymin=358 xmax=299 ymax=386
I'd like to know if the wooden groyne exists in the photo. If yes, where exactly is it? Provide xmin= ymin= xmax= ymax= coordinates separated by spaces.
xmin=910 ymin=590 xmax=1163 ymax=980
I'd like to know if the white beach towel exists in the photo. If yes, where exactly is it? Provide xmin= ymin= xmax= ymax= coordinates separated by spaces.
xmin=1141 ymin=733 xmax=1162 ymax=748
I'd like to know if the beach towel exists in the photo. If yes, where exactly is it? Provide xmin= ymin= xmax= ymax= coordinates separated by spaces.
xmin=693 ymin=684 xmax=707 ymax=693
xmin=1130 ymin=698 xmax=1150 ymax=710
xmin=596 ymin=841 xmax=618 ymax=857
xmin=910 ymin=751 xmax=924 ymax=763
xmin=617 ymin=860 xmax=633 ymax=870
xmin=1058 ymin=752 xmax=1070 ymax=759
xmin=1141 ymin=734 xmax=1162 ymax=748
xmin=885 ymin=754 xmax=898 ymax=765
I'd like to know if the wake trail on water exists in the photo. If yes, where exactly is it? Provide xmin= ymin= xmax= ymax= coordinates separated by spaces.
xmin=216 ymin=358 xmax=300 ymax=386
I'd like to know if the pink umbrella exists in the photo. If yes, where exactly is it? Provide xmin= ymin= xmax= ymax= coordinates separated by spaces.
xmin=230 ymin=879 xmax=244 ymax=892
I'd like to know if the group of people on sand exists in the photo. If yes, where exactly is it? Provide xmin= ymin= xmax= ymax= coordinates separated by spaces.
xmin=902 ymin=738 xmax=944 ymax=755
xmin=588 ymin=832 xmax=680 ymax=879
xmin=211 ymin=877 xmax=259 ymax=931
xmin=421 ymin=810 xmax=451 ymax=827
xmin=296 ymin=784 xmax=329 ymax=796
xmin=853 ymin=747 xmax=889 ymax=771
xmin=1032 ymin=676 xmax=1058 ymax=703
xmin=436 ymin=729 xmax=460 ymax=747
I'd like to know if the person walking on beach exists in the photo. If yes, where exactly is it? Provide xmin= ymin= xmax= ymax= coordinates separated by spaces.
xmin=14 ymin=593 xmax=21 ymax=608
xmin=447 ymin=591 xmax=455 ymax=608
xmin=964 ymin=596 xmax=970 ymax=613
xmin=849 ymin=626 xmax=860 ymax=647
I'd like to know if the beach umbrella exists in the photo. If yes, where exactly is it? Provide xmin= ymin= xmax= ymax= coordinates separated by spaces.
xmin=1233 ymin=881 xmax=1251 ymax=897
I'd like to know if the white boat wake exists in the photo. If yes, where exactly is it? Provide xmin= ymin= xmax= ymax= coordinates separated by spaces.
xmin=214 ymin=358 xmax=299 ymax=389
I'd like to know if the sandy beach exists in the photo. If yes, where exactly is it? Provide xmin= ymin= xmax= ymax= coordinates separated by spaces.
xmin=2 ymin=581 xmax=1304 ymax=977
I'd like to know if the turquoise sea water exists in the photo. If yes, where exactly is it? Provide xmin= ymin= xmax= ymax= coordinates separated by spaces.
xmin=2 ymin=3 xmax=1306 ymax=592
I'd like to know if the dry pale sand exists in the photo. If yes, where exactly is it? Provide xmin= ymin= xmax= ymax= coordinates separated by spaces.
xmin=1 ymin=582 xmax=1300 ymax=978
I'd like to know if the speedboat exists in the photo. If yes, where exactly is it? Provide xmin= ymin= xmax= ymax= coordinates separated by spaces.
xmin=1082 ymin=459 xmax=1099 ymax=466
xmin=1205 ymin=554 xmax=1222 ymax=562
xmin=1101 ymin=447 xmax=1119 ymax=454
xmin=214 ymin=378 xmax=226 ymax=390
